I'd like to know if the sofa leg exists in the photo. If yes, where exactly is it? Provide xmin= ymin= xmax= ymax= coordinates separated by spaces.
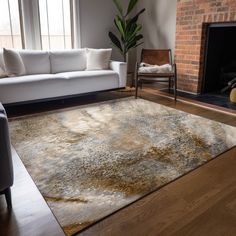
xmin=4 ymin=187 xmax=12 ymax=209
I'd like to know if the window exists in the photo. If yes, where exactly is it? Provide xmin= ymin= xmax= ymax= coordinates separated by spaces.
xmin=39 ymin=0 xmax=72 ymax=50
xmin=0 ymin=0 xmax=23 ymax=48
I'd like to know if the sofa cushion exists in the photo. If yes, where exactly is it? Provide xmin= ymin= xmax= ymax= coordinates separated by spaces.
xmin=50 ymin=49 xmax=87 ymax=73
xmin=0 ymin=50 xmax=5 ymax=70
xmin=58 ymin=70 xmax=119 ymax=80
xmin=19 ymin=50 xmax=51 ymax=75
xmin=57 ymin=70 xmax=120 ymax=94
xmin=86 ymin=48 xmax=112 ymax=70
xmin=0 ymin=74 xmax=65 ymax=85
xmin=0 ymin=71 xmax=119 ymax=104
xmin=3 ymin=48 xmax=26 ymax=76
xmin=0 ymin=74 xmax=66 ymax=104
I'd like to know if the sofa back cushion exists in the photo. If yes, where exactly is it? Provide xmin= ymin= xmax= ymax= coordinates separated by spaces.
xmin=50 ymin=49 xmax=87 ymax=73
xmin=19 ymin=50 xmax=51 ymax=75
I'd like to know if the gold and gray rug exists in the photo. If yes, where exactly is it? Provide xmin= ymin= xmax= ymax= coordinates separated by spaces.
xmin=9 ymin=98 xmax=236 ymax=235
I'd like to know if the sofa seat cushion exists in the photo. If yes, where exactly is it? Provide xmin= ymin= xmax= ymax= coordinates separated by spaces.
xmin=19 ymin=50 xmax=51 ymax=75
xmin=50 ymin=49 xmax=87 ymax=73
xmin=57 ymin=70 xmax=118 ymax=79
xmin=0 ymin=74 xmax=64 ymax=85
xmin=0 ymin=71 xmax=120 ymax=104
xmin=56 ymin=70 xmax=120 ymax=94
xmin=0 ymin=74 xmax=66 ymax=104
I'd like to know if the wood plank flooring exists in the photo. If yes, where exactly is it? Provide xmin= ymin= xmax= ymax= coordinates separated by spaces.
xmin=0 ymin=148 xmax=65 ymax=236
xmin=0 ymin=88 xmax=235 ymax=236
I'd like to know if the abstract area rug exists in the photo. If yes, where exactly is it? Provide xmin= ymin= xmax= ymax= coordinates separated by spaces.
xmin=9 ymin=98 xmax=236 ymax=235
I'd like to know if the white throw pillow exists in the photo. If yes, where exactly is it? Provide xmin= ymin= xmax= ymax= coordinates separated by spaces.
xmin=50 ymin=49 xmax=87 ymax=73
xmin=0 ymin=66 xmax=7 ymax=78
xmin=86 ymin=48 xmax=112 ymax=70
xmin=3 ymin=48 xmax=25 ymax=76
xmin=0 ymin=50 xmax=5 ymax=70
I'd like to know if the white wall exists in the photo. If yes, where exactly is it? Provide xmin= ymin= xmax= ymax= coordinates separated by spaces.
xmin=137 ymin=0 xmax=177 ymax=60
xmin=78 ymin=0 xmax=177 ymax=67
xmin=79 ymin=0 xmax=125 ymax=61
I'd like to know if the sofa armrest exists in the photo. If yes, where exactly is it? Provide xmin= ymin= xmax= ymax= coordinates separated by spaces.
xmin=0 ymin=112 xmax=13 ymax=191
xmin=110 ymin=61 xmax=127 ymax=88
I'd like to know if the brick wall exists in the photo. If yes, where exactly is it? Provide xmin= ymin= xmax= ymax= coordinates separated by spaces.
xmin=175 ymin=0 xmax=236 ymax=93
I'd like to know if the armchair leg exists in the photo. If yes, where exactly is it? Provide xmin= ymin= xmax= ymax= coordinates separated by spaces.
xmin=174 ymin=76 xmax=177 ymax=102
xmin=4 ymin=187 xmax=12 ymax=209
xmin=135 ymin=62 xmax=139 ymax=99
xmin=174 ymin=64 xmax=177 ymax=102
xmin=135 ymin=80 xmax=138 ymax=99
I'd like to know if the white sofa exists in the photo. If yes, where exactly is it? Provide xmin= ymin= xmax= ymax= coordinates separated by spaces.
xmin=0 ymin=49 xmax=127 ymax=105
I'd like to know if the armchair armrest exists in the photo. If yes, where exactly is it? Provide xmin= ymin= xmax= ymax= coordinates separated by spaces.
xmin=110 ymin=61 xmax=127 ymax=88
xmin=0 ymin=102 xmax=6 ymax=115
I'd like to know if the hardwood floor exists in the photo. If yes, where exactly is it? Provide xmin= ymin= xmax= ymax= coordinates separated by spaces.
xmin=0 ymin=88 xmax=236 ymax=236
xmin=0 ymin=148 xmax=65 ymax=236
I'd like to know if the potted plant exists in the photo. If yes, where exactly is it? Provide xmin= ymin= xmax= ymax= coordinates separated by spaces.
xmin=109 ymin=0 xmax=145 ymax=63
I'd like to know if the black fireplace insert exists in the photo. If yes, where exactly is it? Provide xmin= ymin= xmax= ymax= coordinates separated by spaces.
xmin=202 ymin=22 xmax=236 ymax=94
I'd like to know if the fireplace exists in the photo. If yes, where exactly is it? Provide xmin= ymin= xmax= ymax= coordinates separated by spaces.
xmin=175 ymin=0 xmax=236 ymax=94
xmin=202 ymin=22 xmax=236 ymax=94
xmin=174 ymin=0 xmax=236 ymax=110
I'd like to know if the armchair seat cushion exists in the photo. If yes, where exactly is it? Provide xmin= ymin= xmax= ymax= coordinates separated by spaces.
xmin=139 ymin=63 xmax=172 ymax=74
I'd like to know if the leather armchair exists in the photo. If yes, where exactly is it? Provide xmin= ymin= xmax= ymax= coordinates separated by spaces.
xmin=0 ymin=103 xmax=13 ymax=208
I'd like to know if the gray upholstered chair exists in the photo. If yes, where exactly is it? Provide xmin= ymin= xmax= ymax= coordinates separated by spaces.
xmin=0 ymin=103 xmax=13 ymax=208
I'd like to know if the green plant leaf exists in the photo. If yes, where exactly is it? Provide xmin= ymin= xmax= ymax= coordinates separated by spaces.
xmin=113 ymin=0 xmax=123 ymax=17
xmin=126 ymin=34 xmax=143 ymax=48
xmin=109 ymin=1 xmax=144 ymax=57
xmin=126 ymin=33 xmax=143 ymax=47
xmin=108 ymin=31 xmax=123 ymax=52
xmin=126 ymin=8 xmax=145 ymax=31
xmin=133 ymin=41 xmax=143 ymax=49
xmin=115 ymin=17 xmax=125 ymax=38
xmin=126 ymin=0 xmax=138 ymax=16
xmin=126 ymin=23 xmax=142 ymax=42
xmin=127 ymin=41 xmax=143 ymax=51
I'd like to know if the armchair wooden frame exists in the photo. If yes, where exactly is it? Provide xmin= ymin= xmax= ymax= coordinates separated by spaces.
xmin=135 ymin=49 xmax=177 ymax=101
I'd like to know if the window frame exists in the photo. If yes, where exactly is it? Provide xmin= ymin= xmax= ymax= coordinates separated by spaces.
xmin=0 ymin=0 xmax=25 ymax=49
xmin=38 ymin=0 xmax=75 ymax=50
xmin=0 ymin=0 xmax=80 ymax=50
